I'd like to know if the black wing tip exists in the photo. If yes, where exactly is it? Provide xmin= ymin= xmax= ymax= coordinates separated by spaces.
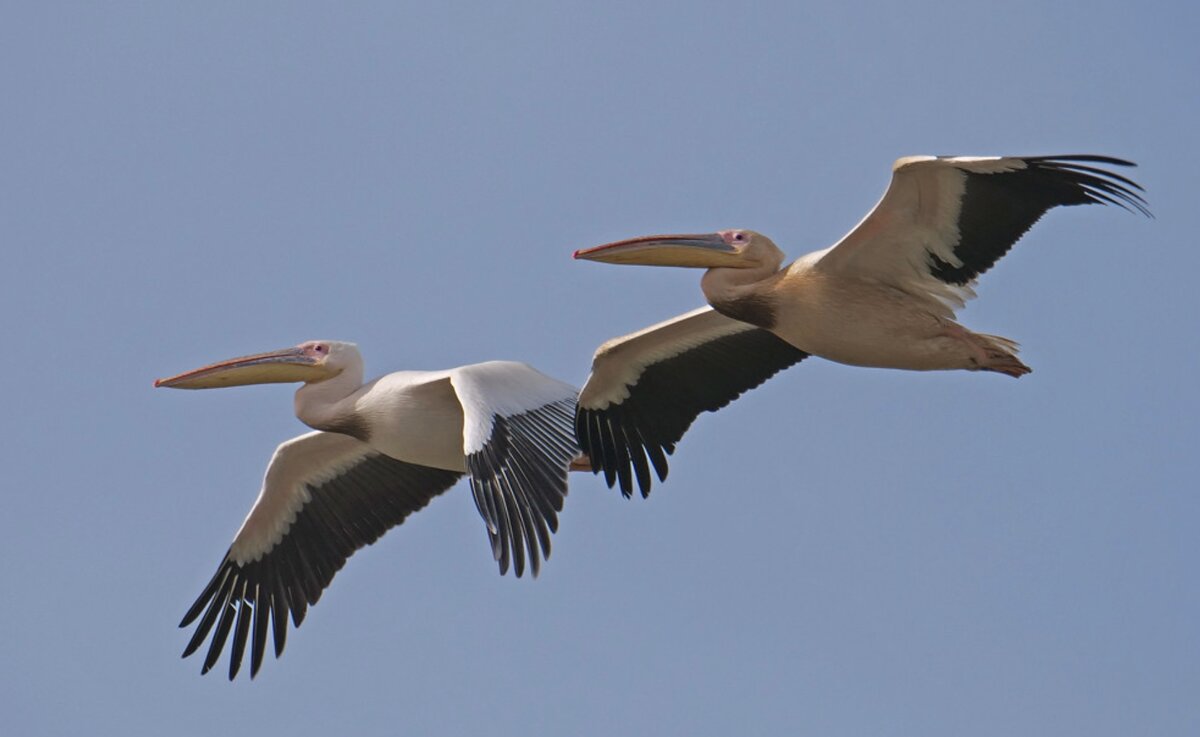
xmin=1022 ymin=155 xmax=1152 ymax=217
xmin=576 ymin=331 xmax=805 ymax=501
xmin=180 ymin=558 xmax=286 ymax=681
xmin=469 ymin=402 xmax=577 ymax=580
xmin=185 ymin=602 xmax=284 ymax=680
xmin=1024 ymin=154 xmax=1137 ymax=168
xmin=576 ymin=405 xmax=669 ymax=499
xmin=941 ymin=154 xmax=1136 ymax=169
xmin=939 ymin=154 xmax=1152 ymax=222
xmin=951 ymin=153 xmax=1152 ymax=219
xmin=475 ymin=476 xmax=553 ymax=580
xmin=930 ymin=153 xmax=1151 ymax=286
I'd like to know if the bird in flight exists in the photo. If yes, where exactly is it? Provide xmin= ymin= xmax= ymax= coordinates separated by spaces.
xmin=157 ymin=340 xmax=582 ymax=678
xmin=573 ymin=154 xmax=1148 ymax=497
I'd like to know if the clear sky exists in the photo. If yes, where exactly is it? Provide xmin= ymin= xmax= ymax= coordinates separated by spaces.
xmin=2 ymin=2 xmax=1196 ymax=735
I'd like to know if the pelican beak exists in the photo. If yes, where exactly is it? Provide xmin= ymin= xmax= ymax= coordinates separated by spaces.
xmin=573 ymin=233 xmax=746 ymax=268
xmin=154 ymin=346 xmax=338 ymax=389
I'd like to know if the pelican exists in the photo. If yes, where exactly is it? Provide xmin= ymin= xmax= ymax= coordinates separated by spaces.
xmin=574 ymin=155 xmax=1148 ymax=495
xmin=156 ymin=340 xmax=581 ymax=679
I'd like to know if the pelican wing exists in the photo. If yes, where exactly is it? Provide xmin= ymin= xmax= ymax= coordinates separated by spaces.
xmin=179 ymin=431 xmax=462 ymax=680
xmin=577 ymin=307 xmax=808 ymax=498
xmin=815 ymin=155 xmax=1148 ymax=311
xmin=450 ymin=362 xmax=580 ymax=579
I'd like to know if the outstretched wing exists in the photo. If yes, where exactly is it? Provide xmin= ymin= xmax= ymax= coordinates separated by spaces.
xmin=577 ymin=307 xmax=808 ymax=498
xmin=450 ymin=362 xmax=580 ymax=579
xmin=815 ymin=155 xmax=1149 ymax=312
xmin=180 ymin=431 xmax=462 ymax=680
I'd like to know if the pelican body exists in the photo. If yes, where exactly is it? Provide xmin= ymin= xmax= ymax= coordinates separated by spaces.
xmin=157 ymin=340 xmax=580 ymax=679
xmin=706 ymin=240 xmax=1027 ymax=375
xmin=573 ymin=155 xmax=1148 ymax=495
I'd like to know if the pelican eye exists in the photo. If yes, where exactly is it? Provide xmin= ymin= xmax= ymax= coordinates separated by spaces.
xmin=720 ymin=230 xmax=747 ymax=245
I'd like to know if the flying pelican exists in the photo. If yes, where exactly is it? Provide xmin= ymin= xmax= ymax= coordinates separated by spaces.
xmin=573 ymin=154 xmax=1148 ymax=496
xmin=156 ymin=340 xmax=581 ymax=679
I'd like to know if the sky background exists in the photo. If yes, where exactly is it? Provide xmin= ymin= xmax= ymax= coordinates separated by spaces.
xmin=2 ymin=2 xmax=1196 ymax=735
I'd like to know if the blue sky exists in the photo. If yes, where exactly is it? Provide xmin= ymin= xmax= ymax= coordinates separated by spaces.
xmin=2 ymin=2 xmax=1196 ymax=735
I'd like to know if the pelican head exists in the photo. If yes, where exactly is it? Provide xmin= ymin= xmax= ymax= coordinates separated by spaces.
xmin=155 ymin=340 xmax=358 ymax=389
xmin=573 ymin=230 xmax=779 ymax=269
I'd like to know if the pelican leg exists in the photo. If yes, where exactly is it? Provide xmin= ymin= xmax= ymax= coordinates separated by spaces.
xmin=568 ymin=454 xmax=594 ymax=472
xmin=939 ymin=322 xmax=1031 ymax=378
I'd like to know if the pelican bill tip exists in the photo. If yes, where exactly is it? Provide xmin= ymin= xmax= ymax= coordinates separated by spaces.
xmin=573 ymin=245 xmax=602 ymax=260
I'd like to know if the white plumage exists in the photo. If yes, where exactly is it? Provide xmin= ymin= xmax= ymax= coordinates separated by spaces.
xmin=157 ymin=340 xmax=580 ymax=679
xmin=574 ymin=154 xmax=1148 ymax=497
